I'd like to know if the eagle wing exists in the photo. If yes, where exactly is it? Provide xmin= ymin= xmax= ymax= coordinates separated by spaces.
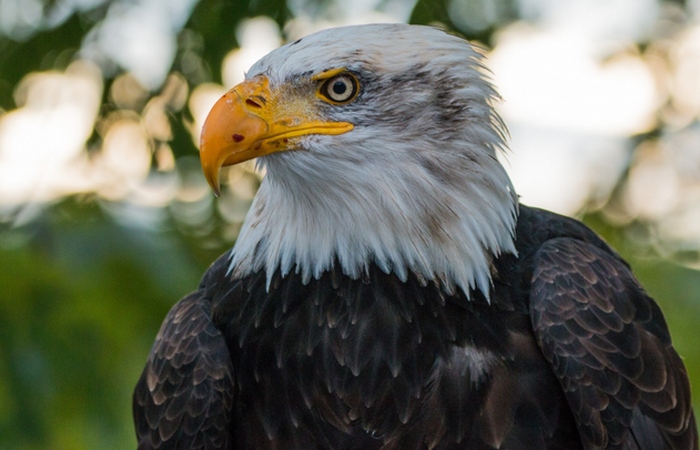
xmin=529 ymin=237 xmax=697 ymax=449
xmin=133 ymin=284 xmax=235 ymax=449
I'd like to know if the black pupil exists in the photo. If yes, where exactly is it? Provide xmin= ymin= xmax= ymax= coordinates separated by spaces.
xmin=332 ymin=80 xmax=347 ymax=95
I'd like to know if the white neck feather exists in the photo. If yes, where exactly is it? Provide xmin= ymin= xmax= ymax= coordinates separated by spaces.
xmin=228 ymin=139 xmax=518 ymax=299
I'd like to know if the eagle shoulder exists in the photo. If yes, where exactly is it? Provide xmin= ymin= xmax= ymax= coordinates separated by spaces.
xmin=133 ymin=255 xmax=236 ymax=449
xmin=528 ymin=235 xmax=697 ymax=449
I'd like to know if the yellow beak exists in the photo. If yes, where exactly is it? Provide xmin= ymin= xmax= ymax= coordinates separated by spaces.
xmin=199 ymin=75 xmax=354 ymax=195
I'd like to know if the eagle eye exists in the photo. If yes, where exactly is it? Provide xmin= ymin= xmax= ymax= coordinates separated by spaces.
xmin=318 ymin=73 xmax=359 ymax=104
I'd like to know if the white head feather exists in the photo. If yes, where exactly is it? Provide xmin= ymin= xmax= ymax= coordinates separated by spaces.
xmin=228 ymin=23 xmax=518 ymax=299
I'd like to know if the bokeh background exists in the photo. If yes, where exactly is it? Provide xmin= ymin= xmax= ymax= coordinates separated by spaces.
xmin=1 ymin=0 xmax=699 ymax=448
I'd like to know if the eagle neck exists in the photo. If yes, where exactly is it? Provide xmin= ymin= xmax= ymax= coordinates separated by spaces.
xmin=228 ymin=143 xmax=518 ymax=300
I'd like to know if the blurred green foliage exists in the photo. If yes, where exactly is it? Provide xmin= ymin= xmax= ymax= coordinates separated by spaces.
xmin=0 ymin=0 xmax=698 ymax=449
xmin=0 ymin=199 xmax=224 ymax=448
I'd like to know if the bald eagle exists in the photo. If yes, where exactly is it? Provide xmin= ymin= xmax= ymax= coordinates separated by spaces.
xmin=133 ymin=24 xmax=697 ymax=449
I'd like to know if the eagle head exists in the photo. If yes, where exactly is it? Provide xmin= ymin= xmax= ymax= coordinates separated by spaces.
xmin=199 ymin=23 xmax=518 ymax=299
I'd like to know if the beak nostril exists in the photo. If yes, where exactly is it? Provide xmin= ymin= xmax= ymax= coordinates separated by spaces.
xmin=246 ymin=97 xmax=264 ymax=108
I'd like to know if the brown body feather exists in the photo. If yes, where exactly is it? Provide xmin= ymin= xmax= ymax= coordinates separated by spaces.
xmin=133 ymin=205 xmax=697 ymax=449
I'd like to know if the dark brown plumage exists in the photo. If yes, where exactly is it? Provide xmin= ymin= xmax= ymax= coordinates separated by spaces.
xmin=133 ymin=206 xmax=697 ymax=449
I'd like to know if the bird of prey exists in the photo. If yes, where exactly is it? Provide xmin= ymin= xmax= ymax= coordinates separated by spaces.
xmin=133 ymin=23 xmax=698 ymax=449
